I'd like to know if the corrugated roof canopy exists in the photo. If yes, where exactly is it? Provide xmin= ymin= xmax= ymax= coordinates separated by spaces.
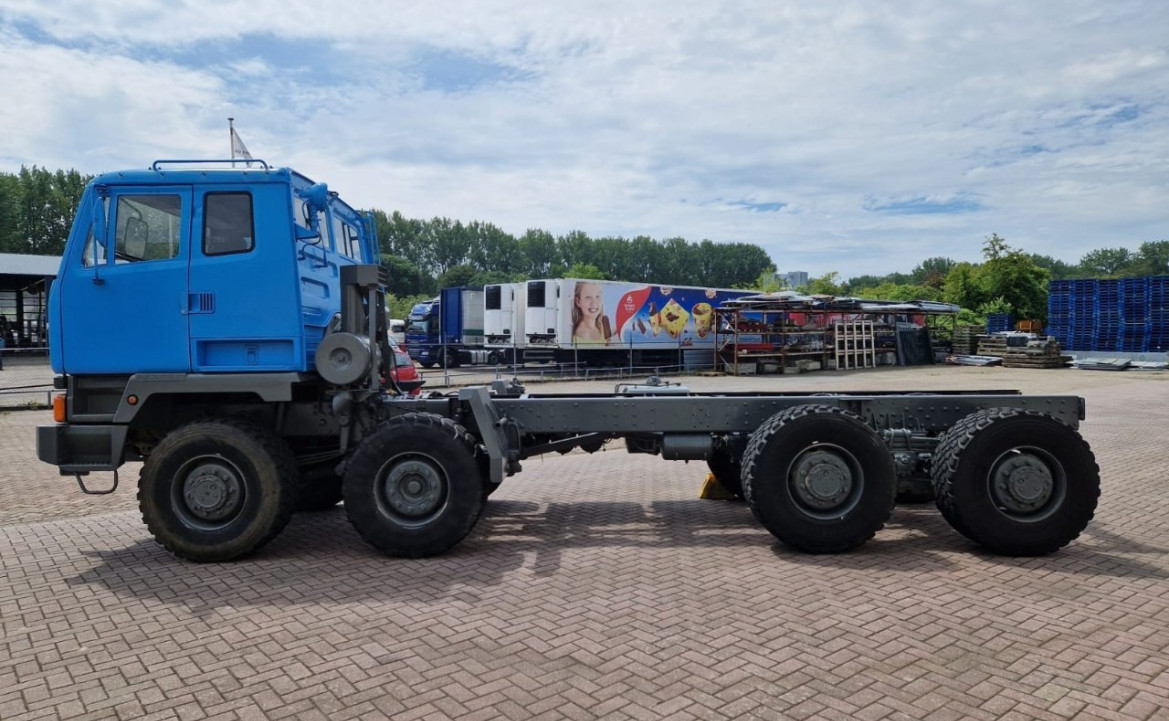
xmin=0 ymin=253 xmax=60 ymax=277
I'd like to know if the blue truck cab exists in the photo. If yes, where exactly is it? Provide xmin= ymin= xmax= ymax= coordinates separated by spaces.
xmin=404 ymin=287 xmax=491 ymax=368
xmin=50 ymin=159 xmax=378 ymax=375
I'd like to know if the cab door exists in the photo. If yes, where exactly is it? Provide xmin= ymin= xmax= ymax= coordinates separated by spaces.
xmin=58 ymin=185 xmax=192 ymax=374
xmin=187 ymin=183 xmax=302 ymax=371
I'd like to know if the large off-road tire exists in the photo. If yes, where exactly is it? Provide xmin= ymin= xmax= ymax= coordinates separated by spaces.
xmin=138 ymin=418 xmax=300 ymax=562
xmin=932 ymin=408 xmax=1099 ymax=556
xmin=742 ymin=405 xmax=895 ymax=553
xmin=343 ymin=413 xmax=486 ymax=557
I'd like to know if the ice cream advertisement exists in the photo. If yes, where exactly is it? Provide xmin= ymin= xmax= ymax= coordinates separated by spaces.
xmin=568 ymin=280 xmax=743 ymax=348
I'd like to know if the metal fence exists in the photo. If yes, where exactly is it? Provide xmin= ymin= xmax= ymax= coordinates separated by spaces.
xmin=0 ymin=347 xmax=54 ymax=409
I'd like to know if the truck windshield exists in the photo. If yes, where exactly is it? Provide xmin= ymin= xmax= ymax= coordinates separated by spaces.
xmin=406 ymin=320 xmax=429 ymax=334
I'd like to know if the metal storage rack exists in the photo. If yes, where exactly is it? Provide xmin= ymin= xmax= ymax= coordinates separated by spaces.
xmin=714 ymin=308 xmax=831 ymax=375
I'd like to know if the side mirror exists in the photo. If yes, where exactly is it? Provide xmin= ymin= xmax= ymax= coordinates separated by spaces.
xmin=295 ymin=225 xmax=321 ymax=244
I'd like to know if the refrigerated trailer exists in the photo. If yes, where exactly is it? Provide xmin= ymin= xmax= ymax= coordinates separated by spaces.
xmin=487 ymin=278 xmax=755 ymax=366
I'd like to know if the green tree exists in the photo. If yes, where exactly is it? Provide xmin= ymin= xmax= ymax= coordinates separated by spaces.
xmin=982 ymin=232 xmax=1010 ymax=261
xmin=435 ymin=263 xmax=479 ymax=289
xmin=805 ymin=271 xmax=844 ymax=296
xmin=855 ymin=282 xmax=943 ymax=302
xmin=11 ymin=166 xmax=88 ymax=255
xmin=380 ymin=254 xmax=433 ymax=296
xmin=1078 ymin=247 xmax=1134 ymax=277
xmin=1135 ymin=241 xmax=1169 ymax=276
xmin=1026 ymin=253 xmax=1076 ymax=280
xmin=911 ymin=257 xmax=957 ymax=282
xmin=981 ymin=252 xmax=1050 ymax=321
xmin=0 ymin=172 xmax=19 ymax=253
xmin=557 ymin=230 xmax=594 ymax=270
xmin=518 ymin=229 xmax=558 ymax=277
xmin=465 ymin=220 xmax=519 ymax=274
xmin=942 ymin=262 xmax=988 ymax=311
xmin=371 ymin=208 xmax=427 ymax=258
xmin=564 ymin=262 xmax=606 ymax=280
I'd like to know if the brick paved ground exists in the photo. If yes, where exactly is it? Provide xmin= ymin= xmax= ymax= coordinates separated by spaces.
xmin=2 ymin=366 xmax=1169 ymax=720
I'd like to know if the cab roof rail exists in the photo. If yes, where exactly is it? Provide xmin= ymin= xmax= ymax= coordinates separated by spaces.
xmin=150 ymin=159 xmax=272 ymax=171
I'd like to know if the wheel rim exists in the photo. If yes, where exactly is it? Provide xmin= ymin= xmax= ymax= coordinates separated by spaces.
xmin=786 ymin=443 xmax=863 ymax=518
xmin=173 ymin=457 xmax=247 ymax=530
xmin=375 ymin=453 xmax=449 ymax=527
xmin=987 ymin=447 xmax=1066 ymax=521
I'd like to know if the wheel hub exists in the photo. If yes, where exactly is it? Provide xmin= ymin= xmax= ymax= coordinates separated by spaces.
xmin=383 ymin=459 xmax=445 ymax=518
xmin=792 ymin=449 xmax=854 ymax=509
xmin=182 ymin=463 xmax=243 ymax=521
xmin=993 ymin=454 xmax=1054 ymax=512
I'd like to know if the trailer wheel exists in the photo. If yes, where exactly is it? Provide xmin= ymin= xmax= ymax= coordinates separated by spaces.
xmin=343 ymin=413 xmax=485 ymax=557
xmin=932 ymin=408 xmax=1099 ymax=555
xmin=741 ymin=405 xmax=895 ymax=553
xmin=138 ymin=418 xmax=299 ymax=562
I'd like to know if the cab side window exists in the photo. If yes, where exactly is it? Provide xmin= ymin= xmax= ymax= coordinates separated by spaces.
xmin=204 ymin=193 xmax=254 ymax=256
xmin=114 ymin=194 xmax=182 ymax=263
xmin=81 ymin=196 xmax=109 ymax=267
xmin=336 ymin=220 xmax=362 ymax=260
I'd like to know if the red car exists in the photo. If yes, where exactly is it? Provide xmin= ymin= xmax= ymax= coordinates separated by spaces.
xmin=388 ymin=346 xmax=424 ymax=396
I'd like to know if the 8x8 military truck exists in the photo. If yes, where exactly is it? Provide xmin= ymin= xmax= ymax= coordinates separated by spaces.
xmin=37 ymin=160 xmax=1100 ymax=562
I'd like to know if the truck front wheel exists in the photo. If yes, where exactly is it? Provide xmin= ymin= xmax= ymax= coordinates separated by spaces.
xmin=343 ymin=413 xmax=485 ymax=557
xmin=138 ymin=418 xmax=300 ymax=562
xmin=741 ymin=405 xmax=895 ymax=553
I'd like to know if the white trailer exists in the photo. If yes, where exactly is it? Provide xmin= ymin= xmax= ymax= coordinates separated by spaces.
xmin=484 ymin=282 xmax=527 ymax=364
xmin=517 ymin=278 xmax=754 ymax=366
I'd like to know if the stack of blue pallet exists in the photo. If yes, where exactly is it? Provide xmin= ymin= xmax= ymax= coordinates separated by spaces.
xmin=1047 ymin=280 xmax=1072 ymax=348
xmin=1119 ymin=277 xmax=1150 ymax=353
xmin=986 ymin=312 xmax=1013 ymax=334
xmin=1094 ymin=279 xmax=1121 ymax=351
xmin=1047 ymin=275 xmax=1169 ymax=353
xmin=1150 ymin=276 xmax=1169 ymax=352
xmin=1068 ymin=279 xmax=1098 ymax=351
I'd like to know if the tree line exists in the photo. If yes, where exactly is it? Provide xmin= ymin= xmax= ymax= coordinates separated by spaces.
xmin=370 ymin=209 xmax=773 ymax=297
xmin=783 ymin=235 xmax=1168 ymax=324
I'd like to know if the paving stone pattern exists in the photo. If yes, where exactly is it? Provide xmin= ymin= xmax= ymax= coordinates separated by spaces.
xmin=2 ymin=367 xmax=1169 ymax=720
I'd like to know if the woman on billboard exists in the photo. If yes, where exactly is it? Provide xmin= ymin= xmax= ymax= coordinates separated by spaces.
xmin=571 ymin=281 xmax=612 ymax=345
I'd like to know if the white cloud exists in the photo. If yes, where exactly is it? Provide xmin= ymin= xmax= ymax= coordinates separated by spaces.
xmin=0 ymin=0 xmax=1166 ymax=278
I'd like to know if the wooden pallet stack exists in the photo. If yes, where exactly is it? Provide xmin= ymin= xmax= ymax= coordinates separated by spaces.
xmin=951 ymin=325 xmax=982 ymax=355
xmin=976 ymin=335 xmax=1073 ymax=369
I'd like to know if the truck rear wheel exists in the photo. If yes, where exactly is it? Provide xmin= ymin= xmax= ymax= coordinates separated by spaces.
xmin=343 ymin=413 xmax=485 ymax=557
xmin=138 ymin=418 xmax=300 ymax=562
xmin=932 ymin=409 xmax=1099 ymax=555
xmin=741 ymin=405 xmax=895 ymax=553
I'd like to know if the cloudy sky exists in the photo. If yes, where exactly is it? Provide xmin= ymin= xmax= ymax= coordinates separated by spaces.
xmin=1 ymin=0 xmax=1166 ymax=279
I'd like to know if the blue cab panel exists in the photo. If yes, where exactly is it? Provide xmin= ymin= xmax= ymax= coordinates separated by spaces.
xmin=50 ymin=162 xmax=379 ymax=376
